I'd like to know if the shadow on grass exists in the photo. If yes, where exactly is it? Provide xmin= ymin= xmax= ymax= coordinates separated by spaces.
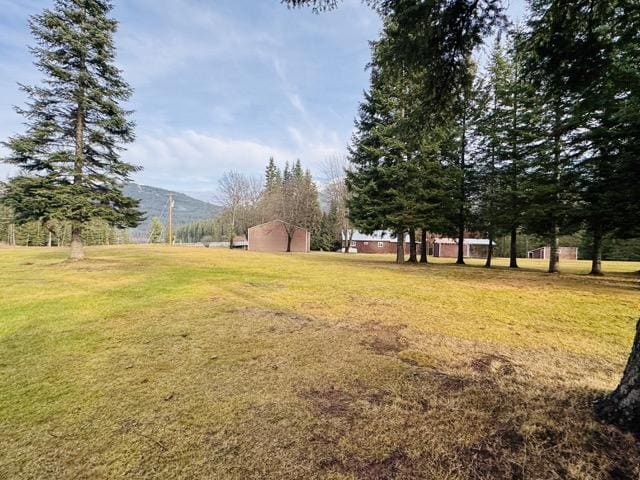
xmin=327 ymin=254 xmax=640 ymax=291
xmin=296 ymin=354 xmax=640 ymax=479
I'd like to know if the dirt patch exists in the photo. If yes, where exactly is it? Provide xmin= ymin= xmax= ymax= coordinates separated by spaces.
xmin=300 ymin=386 xmax=354 ymax=417
xmin=300 ymin=383 xmax=391 ymax=418
xmin=470 ymin=354 xmax=515 ymax=376
xmin=352 ymin=449 xmax=408 ymax=480
xmin=361 ymin=322 xmax=409 ymax=355
xmin=463 ymin=431 xmax=527 ymax=480
xmin=409 ymin=368 xmax=472 ymax=393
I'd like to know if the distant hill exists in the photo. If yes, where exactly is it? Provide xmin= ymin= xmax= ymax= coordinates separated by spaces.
xmin=123 ymin=183 xmax=221 ymax=242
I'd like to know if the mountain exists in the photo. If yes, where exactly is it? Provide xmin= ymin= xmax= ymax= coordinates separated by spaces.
xmin=123 ymin=183 xmax=221 ymax=242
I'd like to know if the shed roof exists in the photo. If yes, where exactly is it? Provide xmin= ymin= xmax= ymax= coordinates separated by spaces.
xmin=248 ymin=219 xmax=307 ymax=232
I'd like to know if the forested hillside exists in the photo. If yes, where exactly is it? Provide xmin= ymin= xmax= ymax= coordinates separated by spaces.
xmin=123 ymin=184 xmax=221 ymax=242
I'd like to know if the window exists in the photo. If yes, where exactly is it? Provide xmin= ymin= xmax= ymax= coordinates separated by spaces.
xmin=378 ymin=242 xmax=384 ymax=248
xmin=350 ymin=241 xmax=356 ymax=247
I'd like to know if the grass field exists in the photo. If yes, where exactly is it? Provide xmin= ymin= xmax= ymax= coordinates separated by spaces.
xmin=1 ymin=246 xmax=639 ymax=479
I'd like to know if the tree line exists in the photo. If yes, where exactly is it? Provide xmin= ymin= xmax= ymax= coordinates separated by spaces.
xmin=175 ymin=156 xmax=353 ymax=252
xmin=182 ymin=158 xmax=323 ymax=252
xmin=346 ymin=2 xmax=639 ymax=276
xmin=0 ymin=205 xmax=130 ymax=247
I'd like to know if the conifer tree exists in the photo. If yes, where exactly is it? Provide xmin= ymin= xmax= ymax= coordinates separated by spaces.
xmin=1 ymin=0 xmax=142 ymax=260
xmin=148 ymin=217 xmax=163 ymax=244
xmin=472 ymin=72 xmax=498 ymax=267
xmin=521 ymin=6 xmax=583 ymax=274
xmin=499 ymin=35 xmax=531 ymax=268
xmin=346 ymin=60 xmax=410 ymax=264
xmin=264 ymin=157 xmax=280 ymax=191
xmin=474 ymin=37 xmax=530 ymax=268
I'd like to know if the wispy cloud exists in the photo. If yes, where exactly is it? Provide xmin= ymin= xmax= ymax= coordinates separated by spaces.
xmin=126 ymin=128 xmax=344 ymax=193
xmin=0 ymin=0 xmax=382 ymax=194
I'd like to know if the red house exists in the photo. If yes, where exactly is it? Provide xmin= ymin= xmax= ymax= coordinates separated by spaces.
xmin=342 ymin=230 xmax=411 ymax=254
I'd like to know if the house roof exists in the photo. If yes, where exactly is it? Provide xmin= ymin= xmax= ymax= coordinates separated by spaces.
xmin=434 ymin=237 xmax=496 ymax=246
xmin=343 ymin=230 xmax=409 ymax=243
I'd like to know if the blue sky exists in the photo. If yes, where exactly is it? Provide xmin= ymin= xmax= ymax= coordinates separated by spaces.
xmin=0 ymin=0 xmax=526 ymax=200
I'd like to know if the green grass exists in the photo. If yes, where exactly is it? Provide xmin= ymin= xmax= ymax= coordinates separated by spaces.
xmin=1 ymin=246 xmax=639 ymax=479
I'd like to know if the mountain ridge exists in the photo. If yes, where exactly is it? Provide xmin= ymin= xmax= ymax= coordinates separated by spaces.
xmin=123 ymin=183 xmax=221 ymax=241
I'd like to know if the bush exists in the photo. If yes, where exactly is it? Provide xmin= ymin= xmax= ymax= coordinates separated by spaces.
xmin=201 ymin=235 xmax=213 ymax=248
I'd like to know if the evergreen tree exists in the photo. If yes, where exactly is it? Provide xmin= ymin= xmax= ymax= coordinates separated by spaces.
xmin=472 ymin=72 xmax=498 ymax=267
xmin=148 ymin=217 xmax=163 ymax=243
xmin=447 ymin=63 xmax=484 ymax=265
xmin=520 ymin=9 xmax=582 ymax=273
xmin=497 ymin=35 xmax=531 ymax=268
xmin=346 ymin=61 xmax=411 ymax=264
xmin=474 ymin=37 xmax=530 ymax=268
xmin=261 ymin=158 xmax=321 ymax=252
xmin=264 ymin=157 xmax=280 ymax=191
xmin=1 ymin=0 xmax=142 ymax=260
xmin=348 ymin=16 xmax=466 ymax=265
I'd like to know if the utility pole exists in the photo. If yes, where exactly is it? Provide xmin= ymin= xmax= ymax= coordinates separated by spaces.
xmin=167 ymin=193 xmax=174 ymax=246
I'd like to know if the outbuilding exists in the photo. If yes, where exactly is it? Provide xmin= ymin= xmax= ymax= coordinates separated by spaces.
xmin=342 ymin=230 xmax=410 ymax=254
xmin=433 ymin=238 xmax=495 ymax=258
xmin=248 ymin=220 xmax=310 ymax=253
xmin=527 ymin=246 xmax=578 ymax=260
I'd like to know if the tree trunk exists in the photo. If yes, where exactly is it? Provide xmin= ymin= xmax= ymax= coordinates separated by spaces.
xmin=343 ymin=229 xmax=353 ymax=253
xmin=71 ymin=10 xmax=87 ymax=260
xmin=408 ymin=229 xmax=417 ymax=263
xmin=456 ymin=224 xmax=465 ymax=265
xmin=590 ymin=227 xmax=603 ymax=275
xmin=47 ymin=231 xmax=53 ymax=248
xmin=485 ymin=230 xmax=494 ymax=268
xmin=69 ymin=224 xmax=84 ymax=261
xmin=548 ymin=99 xmax=562 ymax=275
xmin=595 ymin=319 xmax=640 ymax=435
xmin=420 ymin=229 xmax=428 ymax=264
xmin=548 ymin=227 xmax=559 ymax=273
xmin=509 ymin=227 xmax=518 ymax=268
xmin=286 ymin=234 xmax=292 ymax=253
xmin=457 ymin=92 xmax=467 ymax=266
xmin=395 ymin=231 xmax=405 ymax=264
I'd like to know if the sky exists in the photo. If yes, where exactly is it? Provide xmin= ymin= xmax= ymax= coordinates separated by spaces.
xmin=0 ymin=0 xmax=526 ymax=201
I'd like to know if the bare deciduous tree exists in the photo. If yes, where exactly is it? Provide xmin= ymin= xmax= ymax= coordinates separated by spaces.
xmin=321 ymin=156 xmax=353 ymax=252
xmin=216 ymin=171 xmax=263 ymax=247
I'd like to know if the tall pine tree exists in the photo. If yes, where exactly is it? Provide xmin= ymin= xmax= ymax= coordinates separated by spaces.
xmin=1 ymin=0 xmax=142 ymax=260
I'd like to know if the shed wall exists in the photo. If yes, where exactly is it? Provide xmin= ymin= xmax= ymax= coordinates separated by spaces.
xmin=248 ymin=221 xmax=309 ymax=252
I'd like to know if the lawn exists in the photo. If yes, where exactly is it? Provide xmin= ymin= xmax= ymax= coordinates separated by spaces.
xmin=1 ymin=246 xmax=639 ymax=479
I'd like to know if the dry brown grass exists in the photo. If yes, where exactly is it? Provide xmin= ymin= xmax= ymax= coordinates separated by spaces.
xmin=0 ymin=246 xmax=639 ymax=479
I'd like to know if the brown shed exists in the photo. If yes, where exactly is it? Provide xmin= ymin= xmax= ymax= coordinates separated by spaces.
xmin=248 ymin=220 xmax=310 ymax=253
